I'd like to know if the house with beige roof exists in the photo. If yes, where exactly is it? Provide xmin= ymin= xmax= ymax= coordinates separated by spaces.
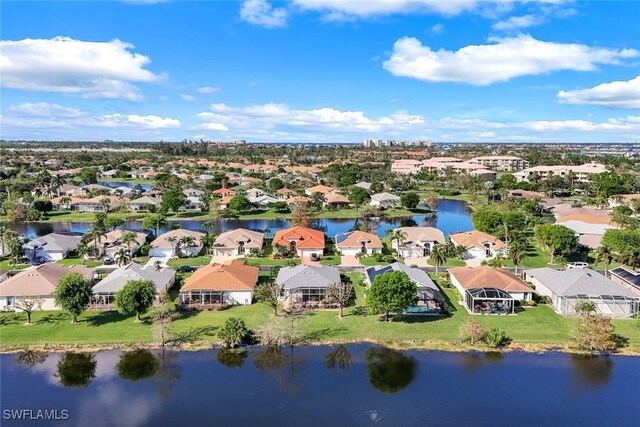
xmin=449 ymin=266 xmax=534 ymax=314
xmin=149 ymin=229 xmax=205 ymax=258
xmin=335 ymin=231 xmax=383 ymax=256
xmin=0 ymin=263 xmax=94 ymax=311
xmin=305 ymin=184 xmax=336 ymax=196
xmin=88 ymin=230 xmax=148 ymax=258
xmin=555 ymin=208 xmax=618 ymax=248
xmin=392 ymin=227 xmax=445 ymax=258
xmin=211 ymin=228 xmax=264 ymax=257
xmin=450 ymin=230 xmax=506 ymax=260
xmin=179 ymin=260 xmax=259 ymax=307
xmin=23 ymin=233 xmax=82 ymax=262
xmin=370 ymin=192 xmax=401 ymax=209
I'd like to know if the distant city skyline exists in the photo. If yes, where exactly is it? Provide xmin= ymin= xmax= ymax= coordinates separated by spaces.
xmin=1 ymin=1 xmax=639 ymax=143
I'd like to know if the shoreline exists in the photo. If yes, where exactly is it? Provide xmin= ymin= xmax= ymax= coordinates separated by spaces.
xmin=2 ymin=338 xmax=638 ymax=357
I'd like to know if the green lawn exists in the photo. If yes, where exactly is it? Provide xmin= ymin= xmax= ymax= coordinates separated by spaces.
xmin=166 ymin=256 xmax=212 ymax=268
xmin=56 ymin=258 xmax=103 ymax=268
xmin=241 ymin=257 xmax=300 ymax=266
xmin=0 ymin=259 xmax=30 ymax=271
xmin=319 ymin=255 xmax=341 ymax=265
xmin=427 ymin=258 xmax=466 ymax=267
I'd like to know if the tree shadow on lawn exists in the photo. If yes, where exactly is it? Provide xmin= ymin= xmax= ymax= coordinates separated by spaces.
xmin=387 ymin=314 xmax=452 ymax=324
xmin=169 ymin=325 xmax=219 ymax=344
xmin=84 ymin=311 xmax=130 ymax=326
xmin=304 ymin=326 xmax=349 ymax=342
xmin=36 ymin=312 xmax=68 ymax=325
xmin=0 ymin=313 xmax=23 ymax=326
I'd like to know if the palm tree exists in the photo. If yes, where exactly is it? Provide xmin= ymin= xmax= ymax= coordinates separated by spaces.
xmin=201 ymin=232 xmax=215 ymax=255
xmin=592 ymin=246 xmax=615 ymax=277
xmin=179 ymin=236 xmax=196 ymax=257
xmin=618 ymin=249 xmax=640 ymax=270
xmin=59 ymin=196 xmax=72 ymax=210
xmin=114 ymin=248 xmax=131 ymax=266
xmin=508 ymin=240 xmax=528 ymax=275
xmin=0 ymin=225 xmax=7 ymax=256
xmin=389 ymin=229 xmax=407 ymax=254
xmin=167 ymin=236 xmax=178 ymax=257
xmin=120 ymin=231 xmax=137 ymax=252
xmin=430 ymin=244 xmax=448 ymax=274
xmin=201 ymin=221 xmax=214 ymax=233
xmin=4 ymin=230 xmax=22 ymax=266
xmin=263 ymin=227 xmax=271 ymax=237
xmin=83 ymin=225 xmax=105 ymax=259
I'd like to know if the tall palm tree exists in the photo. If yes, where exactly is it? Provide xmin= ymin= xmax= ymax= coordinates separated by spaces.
xmin=389 ymin=229 xmax=407 ymax=254
xmin=201 ymin=221 xmax=214 ymax=233
xmin=508 ymin=240 xmax=528 ymax=275
xmin=0 ymin=225 xmax=7 ymax=256
xmin=263 ymin=227 xmax=271 ymax=237
xmin=114 ymin=248 xmax=131 ymax=266
xmin=59 ymin=196 xmax=72 ymax=210
xmin=4 ymin=230 xmax=22 ymax=265
xmin=83 ymin=225 xmax=105 ymax=259
xmin=592 ymin=246 xmax=615 ymax=277
xmin=167 ymin=236 xmax=178 ymax=257
xmin=430 ymin=244 xmax=448 ymax=274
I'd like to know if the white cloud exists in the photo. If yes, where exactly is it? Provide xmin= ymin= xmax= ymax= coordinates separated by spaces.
xmin=196 ymin=86 xmax=221 ymax=94
xmin=0 ymin=36 xmax=164 ymax=101
xmin=1 ymin=102 xmax=180 ymax=140
xmin=240 ymin=0 xmax=289 ymax=28
xmin=383 ymin=34 xmax=638 ymax=85
xmin=492 ymin=14 xmax=544 ymax=30
xmin=180 ymin=94 xmax=197 ymax=102
xmin=430 ymin=23 xmax=445 ymax=34
xmin=557 ymin=76 xmax=640 ymax=109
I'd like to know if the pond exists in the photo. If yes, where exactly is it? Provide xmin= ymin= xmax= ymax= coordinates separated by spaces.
xmin=1 ymin=345 xmax=637 ymax=426
xmin=97 ymin=181 xmax=154 ymax=191
xmin=6 ymin=199 xmax=473 ymax=239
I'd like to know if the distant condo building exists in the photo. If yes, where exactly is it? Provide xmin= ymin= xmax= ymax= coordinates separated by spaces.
xmin=468 ymin=155 xmax=529 ymax=171
xmin=364 ymin=138 xmax=431 ymax=148
xmin=514 ymin=162 xmax=607 ymax=183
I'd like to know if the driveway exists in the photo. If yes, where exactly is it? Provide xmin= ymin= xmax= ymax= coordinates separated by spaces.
xmin=464 ymin=257 xmax=483 ymax=267
xmin=146 ymin=256 xmax=170 ymax=268
xmin=301 ymin=257 xmax=320 ymax=266
xmin=340 ymin=255 xmax=361 ymax=266
xmin=209 ymin=254 xmax=242 ymax=265
xmin=403 ymin=257 xmax=429 ymax=268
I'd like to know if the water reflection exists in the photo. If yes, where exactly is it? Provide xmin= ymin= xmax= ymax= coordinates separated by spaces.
xmin=365 ymin=347 xmax=417 ymax=394
xmin=116 ymin=349 xmax=159 ymax=382
xmin=253 ymin=346 xmax=305 ymax=396
xmin=325 ymin=345 xmax=352 ymax=370
xmin=15 ymin=350 xmax=48 ymax=368
xmin=153 ymin=350 xmax=181 ymax=400
xmin=571 ymin=354 xmax=613 ymax=388
xmin=56 ymin=352 xmax=97 ymax=387
xmin=458 ymin=351 xmax=504 ymax=372
xmin=217 ymin=348 xmax=248 ymax=369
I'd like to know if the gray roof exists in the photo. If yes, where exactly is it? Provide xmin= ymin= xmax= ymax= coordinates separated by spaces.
xmin=525 ymin=268 xmax=638 ymax=298
xmin=371 ymin=192 xmax=400 ymax=202
xmin=276 ymin=265 xmax=341 ymax=290
xmin=610 ymin=267 xmax=640 ymax=289
xmin=364 ymin=262 xmax=444 ymax=302
xmin=23 ymin=233 xmax=81 ymax=252
xmin=93 ymin=263 xmax=175 ymax=294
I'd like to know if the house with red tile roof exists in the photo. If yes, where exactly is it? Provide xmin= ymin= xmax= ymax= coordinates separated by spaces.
xmin=179 ymin=260 xmax=259 ymax=307
xmin=272 ymin=226 xmax=325 ymax=258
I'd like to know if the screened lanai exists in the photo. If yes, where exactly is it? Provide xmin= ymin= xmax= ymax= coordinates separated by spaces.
xmin=465 ymin=288 xmax=515 ymax=315
xmin=559 ymin=294 xmax=639 ymax=319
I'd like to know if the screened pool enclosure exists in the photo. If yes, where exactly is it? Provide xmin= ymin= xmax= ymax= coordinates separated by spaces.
xmin=465 ymin=288 xmax=515 ymax=315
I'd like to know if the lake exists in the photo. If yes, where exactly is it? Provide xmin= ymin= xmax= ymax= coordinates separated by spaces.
xmin=1 ymin=345 xmax=637 ymax=427
xmin=7 ymin=199 xmax=473 ymax=239
xmin=97 ymin=181 xmax=154 ymax=191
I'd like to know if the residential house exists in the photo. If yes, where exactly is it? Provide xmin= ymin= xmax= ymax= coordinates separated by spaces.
xmin=181 ymin=196 xmax=205 ymax=211
xmin=251 ymin=195 xmax=279 ymax=209
xmin=392 ymin=227 xmax=446 ymax=258
xmin=211 ymin=229 xmax=264 ymax=257
xmin=88 ymin=230 xmax=147 ymax=258
xmin=325 ymin=192 xmax=351 ymax=208
xmin=127 ymin=196 xmax=162 ymax=212
xmin=335 ymin=231 xmax=383 ymax=256
xmin=370 ymin=192 xmax=401 ymax=209
xmin=149 ymin=229 xmax=205 ymax=258
xmin=353 ymin=181 xmax=372 ymax=191
xmin=183 ymin=188 xmax=205 ymax=197
xmin=0 ymin=264 xmax=93 ymax=311
xmin=180 ymin=260 xmax=259 ymax=307
xmin=272 ymin=226 xmax=325 ymax=258
xmin=287 ymin=196 xmax=311 ymax=207
xmin=305 ymin=185 xmax=335 ymax=196
xmin=276 ymin=188 xmax=297 ymax=200
xmin=449 ymin=266 xmax=534 ymax=314
xmin=0 ymin=270 xmax=7 ymax=283
xmin=82 ymin=183 xmax=113 ymax=194
xmin=555 ymin=209 xmax=618 ymax=248
xmin=610 ymin=267 xmax=640 ymax=297
xmin=23 ymin=233 xmax=82 ymax=261
xmin=100 ymin=169 xmax=118 ymax=178
xmin=525 ymin=268 xmax=639 ymax=318
xmin=213 ymin=188 xmax=236 ymax=198
xmin=90 ymin=263 xmax=176 ymax=309
xmin=277 ymin=265 xmax=340 ymax=305
xmin=450 ymin=230 xmax=506 ymax=260
xmin=365 ymin=262 xmax=444 ymax=311
xmin=58 ymin=184 xmax=83 ymax=196
xmin=246 ymin=188 xmax=265 ymax=199
xmin=217 ymin=196 xmax=233 ymax=210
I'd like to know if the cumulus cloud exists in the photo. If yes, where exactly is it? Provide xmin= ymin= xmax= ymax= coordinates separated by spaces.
xmin=0 ymin=37 xmax=164 ymax=101
xmin=240 ymin=0 xmax=289 ymax=28
xmin=196 ymin=86 xmax=221 ymax=94
xmin=557 ymin=76 xmax=640 ymax=109
xmin=492 ymin=14 xmax=544 ymax=30
xmin=383 ymin=34 xmax=638 ymax=85
xmin=1 ymin=102 xmax=180 ymax=139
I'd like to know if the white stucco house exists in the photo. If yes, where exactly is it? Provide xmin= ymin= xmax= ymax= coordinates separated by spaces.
xmin=335 ymin=231 xmax=383 ymax=256
xmin=370 ymin=192 xmax=401 ymax=209
xmin=211 ymin=228 xmax=264 ymax=257
xmin=23 ymin=233 xmax=82 ymax=262
xmin=149 ymin=229 xmax=205 ymax=258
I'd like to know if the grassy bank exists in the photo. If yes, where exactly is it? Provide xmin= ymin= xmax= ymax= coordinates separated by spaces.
xmin=2 ymin=281 xmax=638 ymax=353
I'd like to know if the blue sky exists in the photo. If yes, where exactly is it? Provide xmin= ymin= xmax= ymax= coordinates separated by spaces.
xmin=1 ymin=0 xmax=639 ymax=143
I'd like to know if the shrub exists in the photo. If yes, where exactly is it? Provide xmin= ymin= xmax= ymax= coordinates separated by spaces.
xmin=383 ymin=255 xmax=396 ymax=264
xmin=437 ymin=189 xmax=461 ymax=196
xmin=484 ymin=328 xmax=510 ymax=348
xmin=139 ymin=244 xmax=150 ymax=256
xmin=218 ymin=317 xmax=248 ymax=348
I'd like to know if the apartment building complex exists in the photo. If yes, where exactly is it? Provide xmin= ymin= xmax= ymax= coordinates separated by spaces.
xmin=513 ymin=162 xmax=607 ymax=183
xmin=468 ymin=155 xmax=530 ymax=171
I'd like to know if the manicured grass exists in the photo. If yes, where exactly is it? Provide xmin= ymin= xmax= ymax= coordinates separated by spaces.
xmin=241 ymin=257 xmax=300 ymax=266
xmin=427 ymin=258 xmax=466 ymax=267
xmin=166 ymin=256 xmax=212 ymax=268
xmin=0 ymin=259 xmax=30 ymax=271
xmin=0 ymin=211 xmax=148 ymax=223
xmin=56 ymin=258 xmax=102 ymax=268
xmin=359 ymin=256 xmax=387 ymax=266
xmin=3 ymin=273 xmax=639 ymax=351
xmin=319 ymin=255 xmax=341 ymax=265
